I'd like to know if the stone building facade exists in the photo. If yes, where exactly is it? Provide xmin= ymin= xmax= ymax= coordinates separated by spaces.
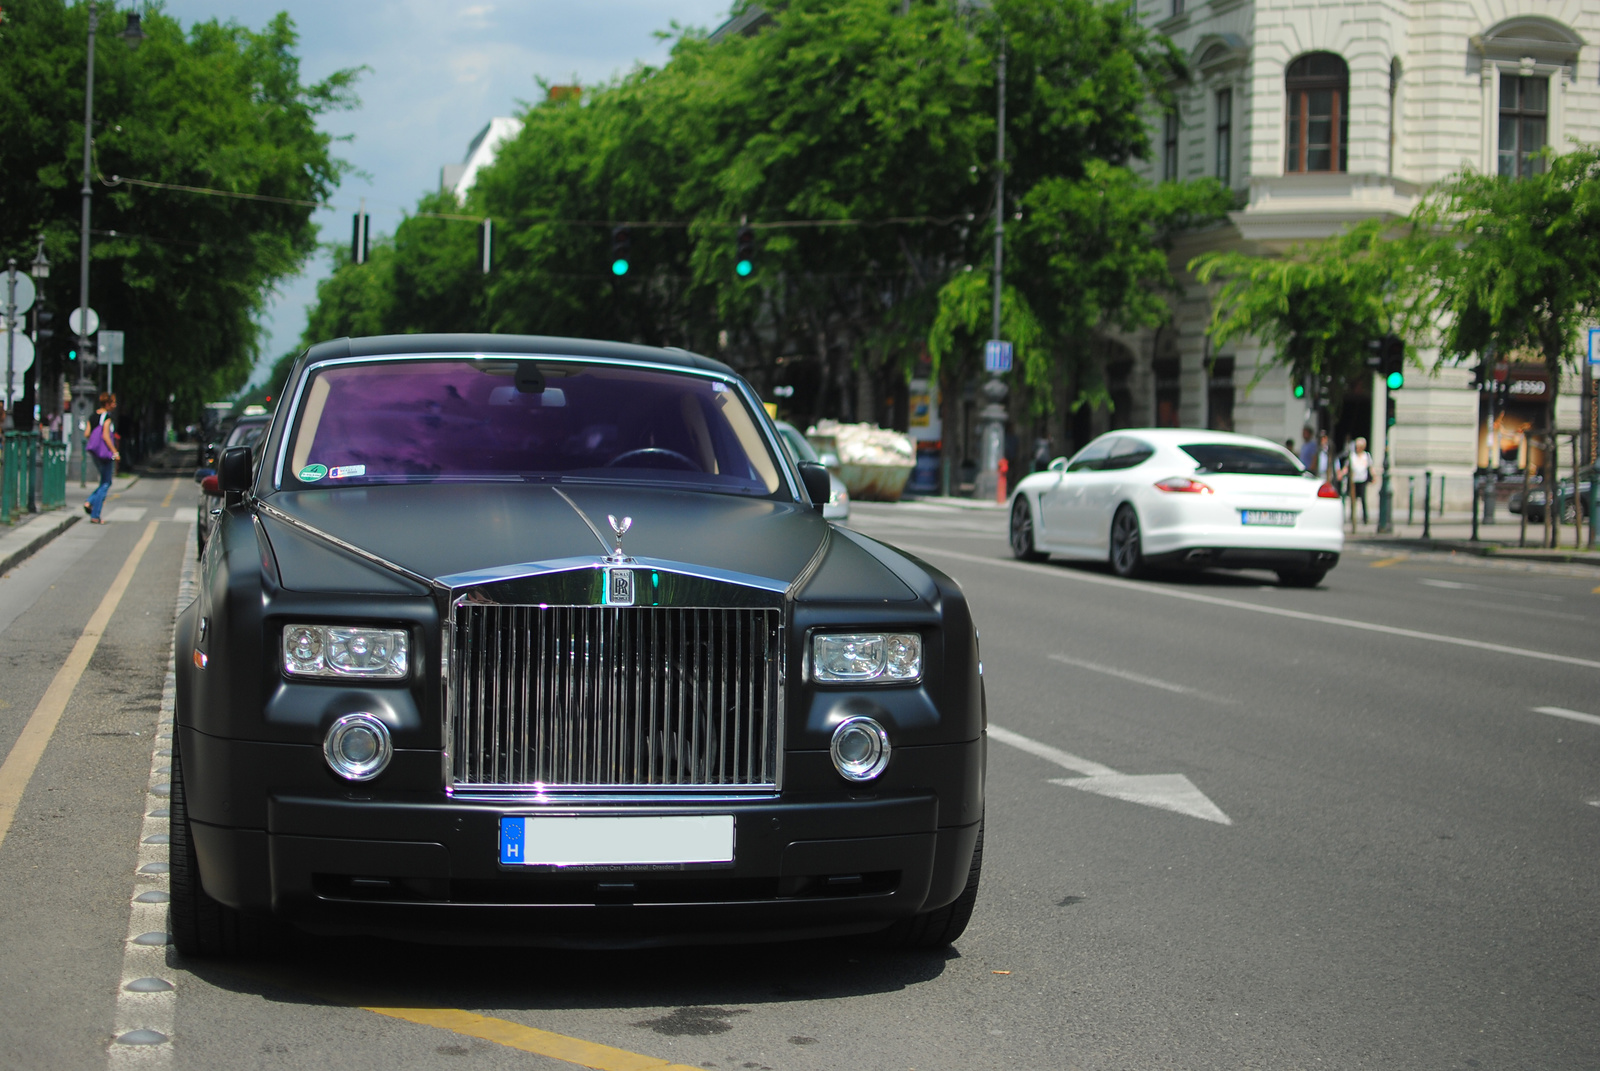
xmin=1121 ymin=0 xmax=1599 ymax=508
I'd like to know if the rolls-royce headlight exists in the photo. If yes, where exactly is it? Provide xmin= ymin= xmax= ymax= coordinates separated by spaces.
xmin=323 ymin=712 xmax=393 ymax=781
xmin=283 ymin=625 xmax=408 ymax=679
xmin=812 ymin=633 xmax=921 ymax=683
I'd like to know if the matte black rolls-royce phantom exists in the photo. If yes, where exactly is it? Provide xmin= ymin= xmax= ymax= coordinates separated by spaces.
xmin=172 ymin=334 xmax=985 ymax=954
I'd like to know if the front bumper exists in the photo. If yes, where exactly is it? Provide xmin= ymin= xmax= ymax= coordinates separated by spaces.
xmin=183 ymin=730 xmax=982 ymax=946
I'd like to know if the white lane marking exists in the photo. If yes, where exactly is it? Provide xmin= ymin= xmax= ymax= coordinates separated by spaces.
xmin=1418 ymin=577 xmax=1564 ymax=602
xmin=989 ymin=724 xmax=1231 ymax=825
xmin=1046 ymin=653 xmax=1197 ymax=695
xmin=107 ymin=519 xmax=197 ymax=1068
xmin=1533 ymin=706 xmax=1600 ymax=728
xmin=988 ymin=724 xmax=1115 ymax=777
xmin=104 ymin=506 xmax=148 ymax=522
xmin=897 ymin=544 xmax=1600 ymax=672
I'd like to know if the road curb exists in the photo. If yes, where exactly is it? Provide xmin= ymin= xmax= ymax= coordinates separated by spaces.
xmin=1352 ymin=535 xmax=1600 ymax=568
xmin=0 ymin=511 xmax=81 ymax=575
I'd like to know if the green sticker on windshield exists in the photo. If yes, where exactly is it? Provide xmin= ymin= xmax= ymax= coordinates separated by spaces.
xmin=298 ymin=464 xmax=327 ymax=482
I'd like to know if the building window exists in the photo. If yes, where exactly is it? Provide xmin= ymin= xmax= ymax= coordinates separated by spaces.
xmin=1215 ymin=88 xmax=1232 ymax=184
xmin=1284 ymin=52 xmax=1348 ymax=173
xmin=1171 ymin=0 xmax=1184 ymax=17
xmin=1498 ymin=74 xmax=1547 ymax=179
xmin=1163 ymin=112 xmax=1179 ymax=181
xmin=1207 ymin=357 xmax=1235 ymax=432
xmin=1153 ymin=357 xmax=1182 ymax=427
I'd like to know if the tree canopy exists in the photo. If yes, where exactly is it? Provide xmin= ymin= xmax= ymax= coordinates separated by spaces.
xmin=291 ymin=0 xmax=1225 ymax=431
xmin=0 ymin=0 xmax=357 ymax=441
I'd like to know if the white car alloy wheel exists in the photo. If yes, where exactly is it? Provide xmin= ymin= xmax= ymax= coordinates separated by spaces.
xmin=1110 ymin=505 xmax=1143 ymax=578
xmin=1010 ymin=497 xmax=1046 ymax=561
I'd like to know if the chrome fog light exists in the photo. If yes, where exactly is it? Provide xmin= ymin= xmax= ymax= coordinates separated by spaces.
xmin=830 ymin=716 xmax=891 ymax=782
xmin=323 ymin=712 xmax=393 ymax=781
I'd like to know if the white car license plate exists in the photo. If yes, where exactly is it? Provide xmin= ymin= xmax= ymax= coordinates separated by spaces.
xmin=1240 ymin=510 xmax=1298 ymax=527
xmin=499 ymin=815 xmax=734 ymax=867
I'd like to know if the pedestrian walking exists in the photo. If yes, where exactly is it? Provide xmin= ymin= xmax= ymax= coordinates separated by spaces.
xmin=1297 ymin=426 xmax=1317 ymax=471
xmin=84 ymin=393 xmax=120 ymax=524
xmin=1339 ymin=436 xmax=1374 ymax=525
xmin=1314 ymin=430 xmax=1333 ymax=482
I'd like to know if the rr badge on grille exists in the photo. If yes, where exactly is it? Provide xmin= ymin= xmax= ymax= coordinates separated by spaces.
xmin=604 ymin=568 xmax=635 ymax=606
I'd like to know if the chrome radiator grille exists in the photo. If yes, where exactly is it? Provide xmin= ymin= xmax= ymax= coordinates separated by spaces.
xmin=448 ymin=604 xmax=782 ymax=790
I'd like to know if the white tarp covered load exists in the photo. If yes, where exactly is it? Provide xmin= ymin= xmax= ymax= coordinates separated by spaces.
xmin=806 ymin=420 xmax=915 ymax=501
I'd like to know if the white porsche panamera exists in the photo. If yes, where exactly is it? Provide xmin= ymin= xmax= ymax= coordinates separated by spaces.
xmin=1008 ymin=429 xmax=1344 ymax=586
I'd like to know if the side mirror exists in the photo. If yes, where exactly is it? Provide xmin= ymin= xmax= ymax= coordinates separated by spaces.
xmin=200 ymin=474 xmax=222 ymax=496
xmin=218 ymin=446 xmax=253 ymax=494
xmin=1048 ymin=456 xmax=1069 ymax=472
xmin=797 ymin=461 xmax=832 ymax=511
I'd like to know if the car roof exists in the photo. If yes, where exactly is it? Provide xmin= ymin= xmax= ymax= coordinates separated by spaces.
xmin=301 ymin=334 xmax=736 ymax=377
xmin=1095 ymin=428 xmax=1297 ymax=451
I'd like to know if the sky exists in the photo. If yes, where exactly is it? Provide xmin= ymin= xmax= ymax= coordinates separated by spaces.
xmin=158 ymin=0 xmax=734 ymax=387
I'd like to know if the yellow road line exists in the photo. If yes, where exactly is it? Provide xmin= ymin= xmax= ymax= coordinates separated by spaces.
xmin=0 ymin=520 xmax=160 ymax=854
xmin=160 ymin=478 xmax=178 ymax=508
xmin=1369 ymin=556 xmax=1407 ymax=568
xmin=362 ymin=1006 xmax=703 ymax=1071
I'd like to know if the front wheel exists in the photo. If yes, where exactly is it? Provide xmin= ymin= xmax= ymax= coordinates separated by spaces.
xmin=880 ymin=821 xmax=983 ymax=949
xmin=1009 ymin=497 xmax=1047 ymax=561
xmin=170 ymin=737 xmax=275 ymax=958
xmin=1109 ymin=505 xmax=1144 ymax=578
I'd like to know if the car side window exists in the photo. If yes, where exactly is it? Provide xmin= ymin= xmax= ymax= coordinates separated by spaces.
xmin=1065 ymin=439 xmax=1113 ymax=473
xmin=1103 ymin=437 xmax=1155 ymax=471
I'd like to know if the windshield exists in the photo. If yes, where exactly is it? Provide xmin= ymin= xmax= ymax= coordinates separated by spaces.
xmin=1181 ymin=442 xmax=1304 ymax=476
xmin=282 ymin=359 xmax=783 ymax=495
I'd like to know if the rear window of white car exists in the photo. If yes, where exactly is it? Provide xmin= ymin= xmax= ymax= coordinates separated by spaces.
xmin=1182 ymin=443 xmax=1302 ymax=476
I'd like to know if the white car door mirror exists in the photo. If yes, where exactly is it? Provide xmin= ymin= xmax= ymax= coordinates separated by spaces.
xmin=1048 ymin=456 xmax=1068 ymax=472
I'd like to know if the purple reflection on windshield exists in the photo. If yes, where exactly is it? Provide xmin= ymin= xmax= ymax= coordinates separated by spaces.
xmin=286 ymin=360 xmax=777 ymax=493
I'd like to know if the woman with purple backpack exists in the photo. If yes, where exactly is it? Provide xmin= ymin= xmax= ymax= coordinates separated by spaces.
xmin=83 ymin=393 xmax=121 ymax=524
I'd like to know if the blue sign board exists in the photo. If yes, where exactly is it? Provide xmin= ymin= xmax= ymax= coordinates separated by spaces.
xmin=984 ymin=339 xmax=1013 ymax=374
xmin=1589 ymin=326 xmax=1600 ymax=365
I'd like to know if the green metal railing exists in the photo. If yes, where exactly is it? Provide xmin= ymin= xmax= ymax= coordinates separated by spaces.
xmin=1 ymin=432 xmax=69 ymax=524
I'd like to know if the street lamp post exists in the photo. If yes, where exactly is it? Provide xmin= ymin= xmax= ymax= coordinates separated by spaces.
xmin=73 ymin=5 xmax=144 ymax=487
xmin=973 ymin=34 xmax=1008 ymax=502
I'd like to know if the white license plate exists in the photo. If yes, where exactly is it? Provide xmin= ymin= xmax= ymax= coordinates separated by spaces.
xmin=1240 ymin=510 xmax=1298 ymax=527
xmin=499 ymin=815 xmax=735 ymax=867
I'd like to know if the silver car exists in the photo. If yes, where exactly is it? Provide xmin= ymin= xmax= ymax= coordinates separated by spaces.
xmin=775 ymin=420 xmax=849 ymax=520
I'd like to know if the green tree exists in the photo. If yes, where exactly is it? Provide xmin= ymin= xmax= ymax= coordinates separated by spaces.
xmin=0 ymin=1 xmax=357 ymax=446
xmin=1190 ymin=218 xmax=1420 ymax=416
xmin=1414 ymin=146 xmax=1600 ymax=545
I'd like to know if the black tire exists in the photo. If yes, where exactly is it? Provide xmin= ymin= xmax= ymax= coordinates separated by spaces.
xmin=1276 ymin=568 xmax=1328 ymax=588
xmin=881 ymin=821 xmax=983 ymax=949
xmin=169 ymin=736 xmax=273 ymax=958
xmin=1109 ymin=505 xmax=1144 ymax=578
xmin=1009 ymin=497 xmax=1047 ymax=561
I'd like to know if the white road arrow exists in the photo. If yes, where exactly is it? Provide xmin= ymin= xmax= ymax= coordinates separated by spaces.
xmin=989 ymin=723 xmax=1232 ymax=826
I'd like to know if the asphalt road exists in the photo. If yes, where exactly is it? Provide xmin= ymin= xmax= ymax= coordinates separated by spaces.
xmin=2 ymin=483 xmax=1597 ymax=1071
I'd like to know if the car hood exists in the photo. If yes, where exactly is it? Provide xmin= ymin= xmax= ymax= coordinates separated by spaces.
xmin=256 ymin=483 xmax=910 ymax=600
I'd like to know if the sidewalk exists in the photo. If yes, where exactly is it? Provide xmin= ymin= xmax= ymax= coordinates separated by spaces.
xmin=1346 ymin=511 xmax=1600 ymax=566
xmin=0 ymin=473 xmax=143 ymax=575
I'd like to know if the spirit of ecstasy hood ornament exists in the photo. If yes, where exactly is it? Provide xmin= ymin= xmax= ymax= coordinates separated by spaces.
xmin=606 ymin=514 xmax=633 ymax=562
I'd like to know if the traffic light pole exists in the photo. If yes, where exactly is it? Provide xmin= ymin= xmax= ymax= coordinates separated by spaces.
xmin=973 ymin=34 xmax=1007 ymax=502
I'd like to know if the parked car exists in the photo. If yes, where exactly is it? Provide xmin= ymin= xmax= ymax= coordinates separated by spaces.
xmin=1008 ymin=428 xmax=1344 ymax=586
xmin=773 ymin=419 xmax=850 ymax=520
xmin=1508 ymin=478 xmax=1592 ymax=523
xmin=172 ymin=334 xmax=984 ymax=955
xmin=194 ymin=412 xmax=271 ymax=555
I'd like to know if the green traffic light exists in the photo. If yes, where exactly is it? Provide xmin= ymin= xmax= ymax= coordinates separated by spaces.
xmin=68 ymin=350 xmax=77 ymax=361
xmin=735 ymin=259 xmax=753 ymax=277
xmin=1293 ymin=383 xmax=1305 ymax=398
xmin=1386 ymin=371 xmax=1404 ymax=390
xmin=611 ymin=259 xmax=629 ymax=277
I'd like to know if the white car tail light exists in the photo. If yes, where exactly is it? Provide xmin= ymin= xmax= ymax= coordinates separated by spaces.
xmin=1154 ymin=476 xmax=1213 ymax=494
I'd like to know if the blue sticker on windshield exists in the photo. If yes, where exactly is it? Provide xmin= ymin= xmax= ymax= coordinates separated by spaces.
xmin=330 ymin=465 xmax=366 ymax=479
